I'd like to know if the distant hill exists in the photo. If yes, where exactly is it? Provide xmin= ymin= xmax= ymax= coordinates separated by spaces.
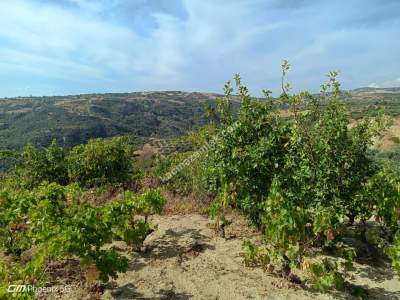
xmin=350 ymin=87 xmax=400 ymax=95
xmin=0 ymin=91 xmax=224 ymax=150
xmin=343 ymin=87 xmax=400 ymax=119
xmin=0 ymin=88 xmax=399 ymax=150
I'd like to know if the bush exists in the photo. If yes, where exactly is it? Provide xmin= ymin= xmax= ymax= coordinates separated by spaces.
xmin=207 ymin=63 xmax=400 ymax=291
xmin=1 ymin=137 xmax=139 ymax=190
xmin=67 ymin=137 xmax=135 ymax=188
xmin=0 ymin=182 xmax=165 ymax=298
xmin=4 ymin=140 xmax=67 ymax=189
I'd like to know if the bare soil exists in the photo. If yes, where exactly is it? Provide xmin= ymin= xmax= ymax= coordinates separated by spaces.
xmin=52 ymin=214 xmax=400 ymax=300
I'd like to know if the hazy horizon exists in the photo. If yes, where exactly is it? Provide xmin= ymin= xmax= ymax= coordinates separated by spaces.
xmin=2 ymin=86 xmax=400 ymax=100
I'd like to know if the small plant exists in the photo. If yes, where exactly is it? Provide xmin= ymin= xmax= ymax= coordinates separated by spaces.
xmin=387 ymin=232 xmax=400 ymax=274
xmin=308 ymin=259 xmax=345 ymax=292
xmin=242 ymin=241 xmax=271 ymax=269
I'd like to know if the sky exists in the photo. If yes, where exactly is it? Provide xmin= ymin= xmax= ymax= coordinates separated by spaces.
xmin=0 ymin=0 xmax=399 ymax=97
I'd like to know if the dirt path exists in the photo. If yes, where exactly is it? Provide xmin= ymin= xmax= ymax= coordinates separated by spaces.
xmin=60 ymin=214 xmax=400 ymax=300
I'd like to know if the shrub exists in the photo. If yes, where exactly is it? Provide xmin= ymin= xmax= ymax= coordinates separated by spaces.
xmin=67 ymin=137 xmax=135 ymax=188
xmin=1 ymin=137 xmax=140 ymax=189
xmin=207 ymin=63 xmax=399 ymax=291
xmin=0 ymin=182 xmax=165 ymax=298
xmin=4 ymin=140 xmax=67 ymax=189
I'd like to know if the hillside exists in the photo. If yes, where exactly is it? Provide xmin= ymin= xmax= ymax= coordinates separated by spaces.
xmin=0 ymin=89 xmax=399 ymax=151
xmin=349 ymin=87 xmax=400 ymax=95
xmin=0 ymin=91 xmax=223 ymax=150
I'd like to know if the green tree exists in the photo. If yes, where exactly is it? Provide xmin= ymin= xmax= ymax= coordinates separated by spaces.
xmin=207 ymin=62 xmax=399 ymax=292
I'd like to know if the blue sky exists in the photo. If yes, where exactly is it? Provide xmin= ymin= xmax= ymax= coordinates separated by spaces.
xmin=0 ymin=0 xmax=399 ymax=97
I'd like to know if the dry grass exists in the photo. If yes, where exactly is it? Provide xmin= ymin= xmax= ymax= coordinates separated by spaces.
xmin=373 ymin=116 xmax=400 ymax=150
xmin=162 ymin=190 xmax=210 ymax=215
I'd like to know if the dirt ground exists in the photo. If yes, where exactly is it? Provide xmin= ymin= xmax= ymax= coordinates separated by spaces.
xmin=53 ymin=213 xmax=400 ymax=300
xmin=373 ymin=116 xmax=400 ymax=150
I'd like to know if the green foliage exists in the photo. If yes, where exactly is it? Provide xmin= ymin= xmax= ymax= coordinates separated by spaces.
xmin=373 ymin=146 xmax=400 ymax=175
xmin=388 ymin=232 xmax=400 ymax=274
xmin=262 ymin=179 xmax=307 ymax=255
xmin=0 ymin=255 xmax=47 ymax=299
xmin=1 ymin=137 xmax=139 ymax=190
xmin=242 ymin=240 xmax=270 ymax=267
xmin=308 ymin=259 xmax=345 ymax=292
xmin=355 ymin=166 xmax=400 ymax=231
xmin=67 ymin=137 xmax=135 ymax=188
xmin=205 ymin=62 xmax=400 ymax=292
xmin=154 ymin=125 xmax=218 ymax=199
xmin=6 ymin=140 xmax=68 ymax=189
xmin=0 ymin=181 xmax=165 ymax=297
xmin=154 ymin=152 xmax=195 ymax=195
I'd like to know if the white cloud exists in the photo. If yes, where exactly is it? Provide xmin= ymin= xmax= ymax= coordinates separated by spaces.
xmin=0 ymin=0 xmax=399 ymax=96
xmin=380 ymin=77 xmax=400 ymax=88
xmin=368 ymin=83 xmax=380 ymax=88
xmin=367 ymin=77 xmax=400 ymax=89
xmin=0 ymin=1 xmax=141 ymax=81
xmin=0 ymin=0 xmax=289 ymax=94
